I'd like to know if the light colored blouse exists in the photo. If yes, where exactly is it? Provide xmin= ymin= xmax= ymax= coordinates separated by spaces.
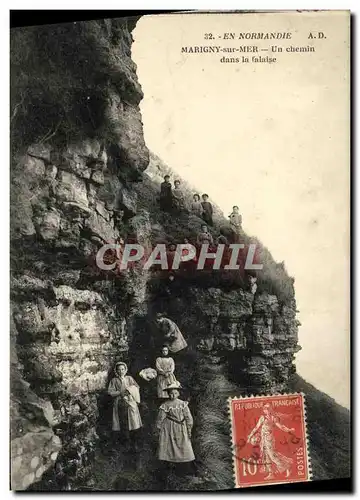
xmin=191 ymin=200 xmax=203 ymax=216
xmin=156 ymin=357 xmax=176 ymax=398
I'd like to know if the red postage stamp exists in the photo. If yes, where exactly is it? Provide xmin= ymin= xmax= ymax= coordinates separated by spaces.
xmin=229 ymin=393 xmax=311 ymax=488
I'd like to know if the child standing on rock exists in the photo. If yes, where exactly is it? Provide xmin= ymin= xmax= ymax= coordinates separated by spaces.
xmin=155 ymin=346 xmax=177 ymax=399
xmin=155 ymin=381 xmax=196 ymax=477
xmin=107 ymin=362 xmax=142 ymax=451
xmin=201 ymin=194 xmax=213 ymax=226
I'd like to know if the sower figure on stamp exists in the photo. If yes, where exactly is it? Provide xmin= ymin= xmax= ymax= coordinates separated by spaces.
xmin=155 ymin=313 xmax=188 ymax=354
xmin=108 ymin=362 xmax=143 ymax=451
xmin=246 ymin=403 xmax=294 ymax=480
xmin=156 ymin=381 xmax=196 ymax=478
xmin=156 ymin=346 xmax=177 ymax=400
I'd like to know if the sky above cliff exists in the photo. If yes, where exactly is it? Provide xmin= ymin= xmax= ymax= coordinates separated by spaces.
xmin=132 ymin=12 xmax=350 ymax=408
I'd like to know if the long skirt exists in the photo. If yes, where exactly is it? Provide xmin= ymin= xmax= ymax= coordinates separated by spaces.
xmin=160 ymin=196 xmax=173 ymax=212
xmin=112 ymin=397 xmax=142 ymax=432
xmin=158 ymin=420 xmax=195 ymax=463
xmin=157 ymin=373 xmax=177 ymax=398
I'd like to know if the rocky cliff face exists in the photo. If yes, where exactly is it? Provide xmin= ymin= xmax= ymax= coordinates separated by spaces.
xmin=10 ymin=17 xmax=300 ymax=491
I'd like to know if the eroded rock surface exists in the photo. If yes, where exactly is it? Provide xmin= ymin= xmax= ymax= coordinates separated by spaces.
xmin=10 ymin=16 xmax=301 ymax=491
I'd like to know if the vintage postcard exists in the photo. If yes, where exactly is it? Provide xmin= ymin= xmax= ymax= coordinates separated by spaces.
xmin=10 ymin=10 xmax=350 ymax=491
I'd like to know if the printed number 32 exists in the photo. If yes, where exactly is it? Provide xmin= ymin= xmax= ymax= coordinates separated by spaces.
xmin=204 ymin=33 xmax=214 ymax=39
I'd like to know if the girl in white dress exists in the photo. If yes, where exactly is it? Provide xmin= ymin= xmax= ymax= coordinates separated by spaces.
xmin=108 ymin=362 xmax=142 ymax=450
xmin=155 ymin=346 xmax=177 ymax=399
xmin=156 ymin=382 xmax=196 ymax=477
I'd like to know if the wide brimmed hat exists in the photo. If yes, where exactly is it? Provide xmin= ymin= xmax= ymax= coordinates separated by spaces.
xmin=164 ymin=381 xmax=182 ymax=392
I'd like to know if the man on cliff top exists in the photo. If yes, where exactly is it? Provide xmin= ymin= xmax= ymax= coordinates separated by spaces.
xmin=159 ymin=175 xmax=172 ymax=212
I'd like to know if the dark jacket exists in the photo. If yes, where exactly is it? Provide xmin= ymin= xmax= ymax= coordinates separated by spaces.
xmin=201 ymin=201 xmax=213 ymax=215
xmin=160 ymin=181 xmax=172 ymax=198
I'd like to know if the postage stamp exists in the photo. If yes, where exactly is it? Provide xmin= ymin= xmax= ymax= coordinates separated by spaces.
xmin=229 ymin=393 xmax=311 ymax=488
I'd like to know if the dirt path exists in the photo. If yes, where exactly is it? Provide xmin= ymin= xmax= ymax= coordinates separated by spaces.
xmin=88 ymin=349 xmax=208 ymax=492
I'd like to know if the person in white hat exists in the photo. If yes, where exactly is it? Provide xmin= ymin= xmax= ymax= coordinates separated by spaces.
xmin=155 ymin=381 xmax=195 ymax=475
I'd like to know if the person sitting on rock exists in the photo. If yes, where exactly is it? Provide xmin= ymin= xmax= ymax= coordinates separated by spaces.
xmin=197 ymin=224 xmax=214 ymax=246
xmin=191 ymin=193 xmax=203 ymax=217
xmin=201 ymin=194 xmax=213 ymax=226
xmin=172 ymin=180 xmax=185 ymax=212
xmin=108 ymin=362 xmax=142 ymax=451
xmin=156 ymin=346 xmax=177 ymax=399
xmin=155 ymin=313 xmax=188 ymax=354
xmin=160 ymin=175 xmax=173 ymax=212
xmin=229 ymin=206 xmax=243 ymax=242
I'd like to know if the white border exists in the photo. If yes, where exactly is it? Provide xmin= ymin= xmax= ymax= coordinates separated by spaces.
xmin=4 ymin=4 xmax=354 ymax=500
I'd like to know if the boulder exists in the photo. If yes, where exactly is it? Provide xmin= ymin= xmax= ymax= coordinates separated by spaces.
xmin=11 ymin=429 xmax=61 ymax=491
xmin=11 ymin=276 xmax=51 ymax=296
xmin=66 ymin=139 xmax=102 ymax=160
xmin=85 ymin=211 xmax=118 ymax=242
xmin=22 ymin=155 xmax=46 ymax=186
xmin=95 ymin=201 xmax=111 ymax=222
xmin=13 ymin=303 xmax=43 ymax=340
xmin=118 ymin=184 xmax=137 ymax=215
xmin=57 ymin=217 xmax=82 ymax=248
xmin=55 ymin=171 xmax=89 ymax=209
xmin=128 ymin=209 xmax=151 ymax=245
xmin=10 ymin=185 xmax=36 ymax=238
xmin=105 ymin=91 xmax=149 ymax=176
xmin=61 ymin=201 xmax=91 ymax=219
xmin=253 ymin=293 xmax=279 ymax=313
xmin=27 ymin=144 xmax=51 ymax=163
xmin=35 ymin=208 xmax=61 ymax=241
xmin=90 ymin=170 xmax=104 ymax=185
xmin=53 ymin=286 xmax=103 ymax=307
xmin=12 ymin=377 xmax=57 ymax=427
xmin=50 ymin=150 xmax=91 ymax=180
